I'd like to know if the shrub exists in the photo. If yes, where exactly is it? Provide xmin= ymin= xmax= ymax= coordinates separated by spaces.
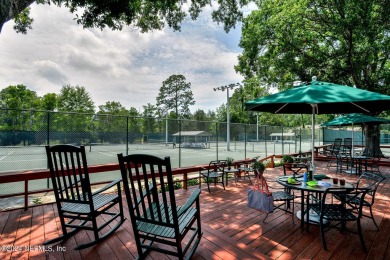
xmin=187 ymin=178 xmax=199 ymax=186
xmin=282 ymin=155 xmax=294 ymax=164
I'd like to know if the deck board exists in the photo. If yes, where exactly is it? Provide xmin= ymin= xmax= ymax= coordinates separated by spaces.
xmin=0 ymin=161 xmax=389 ymax=259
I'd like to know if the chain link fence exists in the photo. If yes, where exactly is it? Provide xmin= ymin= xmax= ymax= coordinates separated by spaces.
xmin=2 ymin=108 xmax=390 ymax=198
xmin=3 ymin=108 xmax=390 ymax=208
xmin=0 ymin=108 xmax=324 ymax=174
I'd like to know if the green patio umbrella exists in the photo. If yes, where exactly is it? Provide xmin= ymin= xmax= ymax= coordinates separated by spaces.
xmin=321 ymin=113 xmax=390 ymax=127
xmin=245 ymin=77 xmax=390 ymax=172
xmin=321 ymin=113 xmax=390 ymax=153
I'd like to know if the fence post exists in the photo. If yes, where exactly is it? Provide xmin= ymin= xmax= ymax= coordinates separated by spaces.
xmin=216 ymin=122 xmax=219 ymax=160
xmin=47 ymin=112 xmax=50 ymax=189
xmin=282 ymin=125 xmax=284 ymax=155
xmin=126 ymin=116 xmax=129 ymax=155
xmin=244 ymin=124 xmax=247 ymax=159
xmin=47 ymin=112 xmax=50 ymax=146
xmin=179 ymin=119 xmax=182 ymax=168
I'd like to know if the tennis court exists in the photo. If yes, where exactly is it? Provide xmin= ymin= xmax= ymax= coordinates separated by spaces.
xmin=0 ymin=141 xmax=314 ymax=196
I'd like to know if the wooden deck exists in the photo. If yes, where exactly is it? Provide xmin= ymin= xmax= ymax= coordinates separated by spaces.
xmin=1 ymin=161 xmax=389 ymax=260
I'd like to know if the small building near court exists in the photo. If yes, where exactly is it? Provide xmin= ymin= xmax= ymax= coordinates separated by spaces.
xmin=270 ymin=133 xmax=296 ymax=143
xmin=172 ymin=131 xmax=211 ymax=148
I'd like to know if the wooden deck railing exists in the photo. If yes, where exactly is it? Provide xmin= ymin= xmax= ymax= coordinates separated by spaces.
xmin=0 ymin=158 xmax=260 ymax=211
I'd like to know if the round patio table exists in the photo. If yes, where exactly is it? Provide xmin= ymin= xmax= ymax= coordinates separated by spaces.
xmin=276 ymin=175 xmax=354 ymax=229
xmin=237 ymin=166 xmax=254 ymax=183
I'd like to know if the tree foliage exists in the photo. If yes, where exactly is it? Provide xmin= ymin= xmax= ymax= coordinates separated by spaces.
xmin=0 ymin=84 xmax=39 ymax=109
xmin=0 ymin=84 xmax=39 ymax=131
xmin=1 ymin=0 xmax=250 ymax=34
xmin=39 ymin=93 xmax=57 ymax=111
xmin=96 ymin=101 xmax=128 ymax=135
xmin=156 ymin=74 xmax=195 ymax=118
xmin=142 ymin=103 xmax=158 ymax=134
xmin=236 ymin=0 xmax=390 ymax=94
xmin=57 ymin=85 xmax=95 ymax=113
xmin=98 ymin=101 xmax=128 ymax=115
xmin=236 ymin=0 xmax=390 ymax=155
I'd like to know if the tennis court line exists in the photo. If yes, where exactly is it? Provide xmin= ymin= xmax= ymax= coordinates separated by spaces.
xmin=0 ymin=151 xmax=14 ymax=161
xmin=98 ymin=151 xmax=117 ymax=157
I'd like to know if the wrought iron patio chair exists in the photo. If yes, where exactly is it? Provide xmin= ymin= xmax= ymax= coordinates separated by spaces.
xmin=325 ymin=151 xmax=346 ymax=173
xmin=44 ymin=145 xmax=125 ymax=250
xmin=341 ymin=137 xmax=353 ymax=155
xmin=323 ymin=138 xmax=342 ymax=156
xmin=337 ymin=172 xmax=385 ymax=230
xmin=309 ymin=187 xmax=369 ymax=251
xmin=366 ymin=156 xmax=382 ymax=175
xmin=263 ymin=177 xmax=296 ymax=223
xmin=118 ymin=153 xmax=202 ymax=260
xmin=283 ymin=163 xmax=308 ymax=178
xmin=199 ymin=160 xmax=226 ymax=192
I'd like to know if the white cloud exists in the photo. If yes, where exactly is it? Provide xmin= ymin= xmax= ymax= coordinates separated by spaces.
xmin=0 ymin=2 xmax=247 ymax=112
xmin=34 ymin=60 xmax=68 ymax=84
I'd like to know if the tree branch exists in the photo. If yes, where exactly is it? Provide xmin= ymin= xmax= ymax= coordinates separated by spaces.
xmin=0 ymin=0 xmax=35 ymax=32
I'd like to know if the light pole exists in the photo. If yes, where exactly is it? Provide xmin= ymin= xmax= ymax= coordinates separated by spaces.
xmin=163 ymin=107 xmax=169 ymax=146
xmin=214 ymin=83 xmax=241 ymax=151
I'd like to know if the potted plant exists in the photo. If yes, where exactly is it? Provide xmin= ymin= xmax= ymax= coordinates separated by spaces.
xmin=226 ymin=157 xmax=234 ymax=170
xmin=282 ymin=155 xmax=294 ymax=164
xmin=252 ymin=160 xmax=266 ymax=177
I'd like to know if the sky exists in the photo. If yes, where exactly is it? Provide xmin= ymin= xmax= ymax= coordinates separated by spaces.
xmin=0 ymin=2 xmax=254 ymax=113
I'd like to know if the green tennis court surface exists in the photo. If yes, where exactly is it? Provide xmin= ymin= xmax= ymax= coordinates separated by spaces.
xmin=0 ymin=141 xmax=314 ymax=195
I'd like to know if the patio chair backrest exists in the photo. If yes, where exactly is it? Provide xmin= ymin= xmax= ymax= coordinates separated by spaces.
xmin=356 ymin=172 xmax=385 ymax=201
xmin=333 ymin=138 xmax=342 ymax=151
xmin=344 ymin=138 xmax=352 ymax=147
xmin=118 ymin=153 xmax=178 ymax=226
xmin=45 ymin=145 xmax=92 ymax=204
xmin=208 ymin=160 xmax=226 ymax=171
xmin=283 ymin=163 xmax=308 ymax=176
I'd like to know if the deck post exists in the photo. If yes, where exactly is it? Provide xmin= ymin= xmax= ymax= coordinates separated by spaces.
xmin=24 ymin=180 xmax=28 ymax=210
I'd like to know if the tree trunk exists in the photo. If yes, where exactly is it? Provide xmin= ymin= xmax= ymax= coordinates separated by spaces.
xmin=363 ymin=124 xmax=383 ymax=157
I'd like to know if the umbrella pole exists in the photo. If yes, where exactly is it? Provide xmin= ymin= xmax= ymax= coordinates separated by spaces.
xmin=352 ymin=123 xmax=354 ymax=155
xmin=311 ymin=105 xmax=316 ymax=173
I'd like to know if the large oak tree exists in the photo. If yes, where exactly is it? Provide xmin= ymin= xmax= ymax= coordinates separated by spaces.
xmin=236 ymin=0 xmax=390 ymax=156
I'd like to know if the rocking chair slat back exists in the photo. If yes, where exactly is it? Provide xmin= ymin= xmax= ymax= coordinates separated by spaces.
xmin=119 ymin=154 xmax=177 ymax=226
xmin=46 ymin=145 xmax=92 ymax=204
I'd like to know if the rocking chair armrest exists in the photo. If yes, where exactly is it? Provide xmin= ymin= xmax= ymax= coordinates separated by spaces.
xmin=92 ymin=179 xmax=122 ymax=195
xmin=177 ymin=189 xmax=201 ymax=217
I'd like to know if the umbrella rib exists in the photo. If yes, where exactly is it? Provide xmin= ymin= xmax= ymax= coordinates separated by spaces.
xmin=275 ymin=103 xmax=289 ymax=113
xmin=351 ymin=102 xmax=370 ymax=113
